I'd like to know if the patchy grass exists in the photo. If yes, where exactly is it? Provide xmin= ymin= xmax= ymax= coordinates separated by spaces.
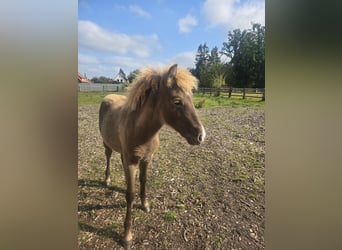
xmin=192 ymin=94 xmax=264 ymax=108
xmin=78 ymin=92 xmax=126 ymax=105
xmin=78 ymin=103 xmax=265 ymax=249
xmin=164 ymin=210 xmax=177 ymax=222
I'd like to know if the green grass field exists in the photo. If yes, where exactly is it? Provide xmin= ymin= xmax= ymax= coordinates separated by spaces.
xmin=78 ymin=91 xmax=264 ymax=108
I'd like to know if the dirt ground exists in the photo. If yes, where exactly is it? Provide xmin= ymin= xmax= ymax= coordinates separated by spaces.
xmin=78 ymin=105 xmax=265 ymax=249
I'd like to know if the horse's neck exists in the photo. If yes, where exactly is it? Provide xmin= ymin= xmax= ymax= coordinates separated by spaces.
xmin=131 ymin=102 xmax=163 ymax=142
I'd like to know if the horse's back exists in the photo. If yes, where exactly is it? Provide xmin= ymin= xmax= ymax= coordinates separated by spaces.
xmin=102 ymin=94 xmax=127 ymax=109
xmin=99 ymin=94 xmax=127 ymax=152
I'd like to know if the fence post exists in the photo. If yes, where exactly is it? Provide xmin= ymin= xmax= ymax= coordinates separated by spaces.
xmin=242 ymin=88 xmax=246 ymax=99
xmin=228 ymin=87 xmax=232 ymax=98
xmin=103 ymin=85 xmax=105 ymax=92
xmin=262 ymin=90 xmax=265 ymax=101
xmin=117 ymin=86 xmax=119 ymax=92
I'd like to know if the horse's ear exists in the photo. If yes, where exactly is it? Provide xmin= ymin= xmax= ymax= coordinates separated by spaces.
xmin=168 ymin=64 xmax=178 ymax=79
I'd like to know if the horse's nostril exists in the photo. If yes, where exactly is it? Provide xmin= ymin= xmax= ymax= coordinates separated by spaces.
xmin=198 ymin=134 xmax=203 ymax=142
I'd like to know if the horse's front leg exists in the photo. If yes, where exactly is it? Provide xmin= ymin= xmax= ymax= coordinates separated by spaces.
xmin=139 ymin=160 xmax=150 ymax=212
xmin=123 ymin=162 xmax=138 ymax=249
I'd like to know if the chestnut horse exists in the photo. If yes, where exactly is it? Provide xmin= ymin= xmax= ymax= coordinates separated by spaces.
xmin=99 ymin=64 xmax=205 ymax=248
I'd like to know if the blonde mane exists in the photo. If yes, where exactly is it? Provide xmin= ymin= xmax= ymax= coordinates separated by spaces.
xmin=125 ymin=65 xmax=198 ymax=111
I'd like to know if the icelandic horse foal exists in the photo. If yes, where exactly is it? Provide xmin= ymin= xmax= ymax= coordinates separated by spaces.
xmin=99 ymin=64 xmax=205 ymax=248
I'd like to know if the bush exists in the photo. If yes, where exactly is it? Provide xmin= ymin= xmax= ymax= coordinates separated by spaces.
xmin=195 ymin=99 xmax=206 ymax=109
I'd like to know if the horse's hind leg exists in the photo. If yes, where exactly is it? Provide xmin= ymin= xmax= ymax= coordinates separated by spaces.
xmin=103 ymin=142 xmax=112 ymax=186
xmin=139 ymin=160 xmax=150 ymax=212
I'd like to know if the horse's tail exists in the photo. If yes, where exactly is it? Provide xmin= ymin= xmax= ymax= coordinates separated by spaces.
xmin=99 ymin=99 xmax=111 ymax=132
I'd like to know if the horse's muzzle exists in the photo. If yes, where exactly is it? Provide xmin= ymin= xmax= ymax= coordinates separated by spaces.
xmin=198 ymin=125 xmax=206 ymax=144
xmin=187 ymin=125 xmax=206 ymax=145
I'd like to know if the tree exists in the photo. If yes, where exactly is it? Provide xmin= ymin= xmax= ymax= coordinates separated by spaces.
xmin=193 ymin=23 xmax=264 ymax=89
xmin=222 ymin=28 xmax=245 ymax=61
xmin=91 ymin=77 xmax=98 ymax=83
xmin=194 ymin=44 xmax=227 ymax=87
xmin=127 ymin=69 xmax=140 ymax=83
xmin=221 ymin=23 xmax=265 ymax=88
xmin=194 ymin=43 xmax=210 ymax=84
xmin=209 ymin=46 xmax=221 ymax=65
xmin=199 ymin=46 xmax=228 ymax=88
xmin=252 ymin=23 xmax=265 ymax=88
xmin=91 ymin=76 xmax=113 ymax=83
xmin=200 ymin=63 xmax=226 ymax=88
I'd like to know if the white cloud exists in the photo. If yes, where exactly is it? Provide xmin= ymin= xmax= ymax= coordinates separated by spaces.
xmin=129 ymin=5 xmax=151 ymax=18
xmin=78 ymin=20 xmax=160 ymax=57
xmin=78 ymin=63 xmax=114 ymax=79
xmin=203 ymin=0 xmax=265 ymax=30
xmin=78 ymin=54 xmax=157 ymax=79
xmin=78 ymin=53 xmax=99 ymax=64
xmin=233 ymin=3 xmax=265 ymax=29
xmin=168 ymin=51 xmax=196 ymax=69
xmin=104 ymin=56 xmax=147 ymax=70
xmin=78 ymin=52 xmax=197 ymax=79
xmin=203 ymin=0 xmax=235 ymax=27
xmin=178 ymin=14 xmax=198 ymax=33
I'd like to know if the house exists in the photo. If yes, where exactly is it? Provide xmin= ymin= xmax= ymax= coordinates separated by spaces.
xmin=78 ymin=72 xmax=90 ymax=83
xmin=113 ymin=68 xmax=128 ymax=83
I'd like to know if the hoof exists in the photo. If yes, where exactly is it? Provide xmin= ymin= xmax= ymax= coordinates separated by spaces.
xmin=142 ymin=203 xmax=151 ymax=213
xmin=143 ymin=206 xmax=150 ymax=213
xmin=123 ymin=231 xmax=133 ymax=249
xmin=105 ymin=178 xmax=111 ymax=187
xmin=123 ymin=239 xmax=132 ymax=249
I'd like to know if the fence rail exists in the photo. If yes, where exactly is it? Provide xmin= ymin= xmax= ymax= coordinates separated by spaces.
xmin=78 ymin=83 xmax=123 ymax=92
xmin=196 ymin=87 xmax=265 ymax=100
xmin=78 ymin=83 xmax=265 ymax=100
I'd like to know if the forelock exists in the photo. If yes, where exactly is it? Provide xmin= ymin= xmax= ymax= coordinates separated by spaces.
xmin=164 ymin=66 xmax=198 ymax=94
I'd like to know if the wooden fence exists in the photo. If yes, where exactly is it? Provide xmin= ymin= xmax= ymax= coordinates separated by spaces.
xmin=78 ymin=83 xmax=265 ymax=100
xmin=196 ymin=87 xmax=265 ymax=101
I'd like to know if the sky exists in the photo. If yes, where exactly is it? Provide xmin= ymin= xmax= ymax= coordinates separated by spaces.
xmin=78 ymin=0 xmax=264 ymax=79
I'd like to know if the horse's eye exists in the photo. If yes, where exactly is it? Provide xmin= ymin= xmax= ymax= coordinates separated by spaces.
xmin=173 ymin=99 xmax=182 ymax=106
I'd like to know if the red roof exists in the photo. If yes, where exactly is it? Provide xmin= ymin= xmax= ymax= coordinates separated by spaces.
xmin=78 ymin=72 xmax=90 ymax=83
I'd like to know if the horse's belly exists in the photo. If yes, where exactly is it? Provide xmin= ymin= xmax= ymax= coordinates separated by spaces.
xmin=101 ymin=119 xmax=122 ymax=153
xmin=100 ymin=95 xmax=126 ymax=154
